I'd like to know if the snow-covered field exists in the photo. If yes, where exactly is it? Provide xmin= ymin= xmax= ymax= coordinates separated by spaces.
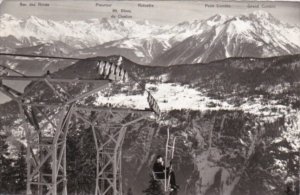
xmin=93 ymin=82 xmax=300 ymax=151
xmin=94 ymin=83 xmax=296 ymax=119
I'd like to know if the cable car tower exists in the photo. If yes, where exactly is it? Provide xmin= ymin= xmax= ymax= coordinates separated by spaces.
xmin=0 ymin=54 xmax=161 ymax=195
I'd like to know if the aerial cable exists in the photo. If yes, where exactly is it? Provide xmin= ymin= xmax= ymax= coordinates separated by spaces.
xmin=0 ymin=64 xmax=26 ymax=76
xmin=0 ymin=52 xmax=82 ymax=61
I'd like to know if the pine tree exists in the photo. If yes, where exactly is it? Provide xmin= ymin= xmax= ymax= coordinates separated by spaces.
xmin=67 ymin=126 xmax=96 ymax=194
xmin=143 ymin=174 xmax=164 ymax=195
xmin=12 ymin=144 xmax=27 ymax=193
xmin=0 ymin=133 xmax=13 ymax=193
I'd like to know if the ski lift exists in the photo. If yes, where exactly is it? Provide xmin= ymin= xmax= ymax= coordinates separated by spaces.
xmin=152 ymin=127 xmax=177 ymax=192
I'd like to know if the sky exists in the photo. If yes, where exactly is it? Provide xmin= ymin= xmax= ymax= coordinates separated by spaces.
xmin=0 ymin=0 xmax=299 ymax=26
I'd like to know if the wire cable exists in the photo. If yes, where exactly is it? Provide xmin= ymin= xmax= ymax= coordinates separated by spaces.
xmin=0 ymin=52 xmax=82 ymax=60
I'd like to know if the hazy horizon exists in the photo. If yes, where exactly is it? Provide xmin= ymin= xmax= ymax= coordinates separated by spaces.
xmin=0 ymin=1 xmax=299 ymax=26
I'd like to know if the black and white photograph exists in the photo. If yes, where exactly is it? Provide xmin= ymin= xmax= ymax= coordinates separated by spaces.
xmin=0 ymin=0 xmax=299 ymax=195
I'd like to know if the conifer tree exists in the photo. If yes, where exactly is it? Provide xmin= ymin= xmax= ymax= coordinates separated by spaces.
xmin=0 ymin=133 xmax=13 ymax=192
xmin=67 ymin=126 xmax=96 ymax=194
xmin=12 ymin=144 xmax=27 ymax=193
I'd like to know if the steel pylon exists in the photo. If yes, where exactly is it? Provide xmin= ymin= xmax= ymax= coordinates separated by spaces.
xmin=0 ymin=58 xmax=160 ymax=195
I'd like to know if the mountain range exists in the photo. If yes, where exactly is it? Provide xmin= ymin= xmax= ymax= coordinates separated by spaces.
xmin=0 ymin=11 xmax=299 ymax=65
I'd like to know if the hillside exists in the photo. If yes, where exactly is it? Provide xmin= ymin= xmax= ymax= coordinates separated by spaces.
xmin=0 ymin=55 xmax=299 ymax=194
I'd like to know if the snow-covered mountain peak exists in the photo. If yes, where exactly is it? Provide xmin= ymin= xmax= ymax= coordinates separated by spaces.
xmin=250 ymin=10 xmax=273 ymax=19
xmin=177 ymin=21 xmax=191 ymax=27
xmin=225 ymin=17 xmax=253 ymax=34
xmin=153 ymin=11 xmax=300 ymax=65
xmin=205 ymin=14 xmax=231 ymax=26
xmin=98 ymin=17 xmax=154 ymax=30
xmin=0 ymin=13 xmax=17 ymax=21
xmin=170 ymin=14 xmax=230 ymax=33
xmin=0 ymin=14 xmax=163 ymax=48
xmin=209 ymin=13 xmax=227 ymax=21
xmin=24 ymin=15 xmax=52 ymax=27
xmin=248 ymin=10 xmax=280 ymax=25
xmin=137 ymin=19 xmax=150 ymax=26
xmin=26 ymin=15 xmax=41 ymax=21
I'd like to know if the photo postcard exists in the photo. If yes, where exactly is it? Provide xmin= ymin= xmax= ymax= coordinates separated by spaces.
xmin=0 ymin=0 xmax=299 ymax=195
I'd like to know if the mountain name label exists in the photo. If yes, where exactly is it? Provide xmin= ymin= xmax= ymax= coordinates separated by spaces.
xmin=111 ymin=9 xmax=133 ymax=19
xmin=95 ymin=3 xmax=112 ymax=7
xmin=205 ymin=4 xmax=231 ymax=8
xmin=138 ymin=3 xmax=154 ymax=8
xmin=19 ymin=2 xmax=50 ymax=7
